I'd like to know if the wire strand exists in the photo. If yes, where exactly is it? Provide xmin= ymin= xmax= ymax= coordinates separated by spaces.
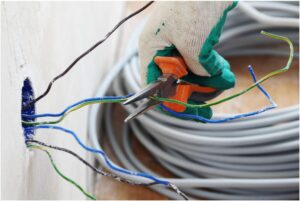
xmin=24 ymin=125 xmax=170 ymax=185
xmin=26 ymin=140 xmax=189 ymax=199
xmin=23 ymin=64 xmax=277 ymax=125
xmin=22 ymin=96 xmax=131 ymax=126
xmin=22 ymin=94 xmax=132 ymax=119
xmin=23 ymin=1 xmax=154 ymax=110
xmin=160 ymin=65 xmax=277 ymax=122
xmin=27 ymin=144 xmax=97 ymax=200
xmin=26 ymin=139 xmax=157 ymax=186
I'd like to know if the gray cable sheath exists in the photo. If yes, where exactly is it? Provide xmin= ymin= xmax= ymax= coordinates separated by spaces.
xmin=88 ymin=2 xmax=299 ymax=200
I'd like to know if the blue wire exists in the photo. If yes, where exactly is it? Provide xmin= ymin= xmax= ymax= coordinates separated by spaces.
xmin=248 ymin=65 xmax=275 ymax=104
xmin=160 ymin=65 xmax=277 ymax=123
xmin=22 ymin=65 xmax=275 ymax=122
xmin=22 ymin=94 xmax=133 ymax=119
xmin=25 ymin=125 xmax=169 ymax=185
xmin=160 ymin=104 xmax=276 ymax=123
xmin=22 ymin=65 xmax=276 ymax=123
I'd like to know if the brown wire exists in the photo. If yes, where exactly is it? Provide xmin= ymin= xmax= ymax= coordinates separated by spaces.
xmin=26 ymin=139 xmax=157 ymax=186
xmin=26 ymin=139 xmax=189 ymax=200
xmin=23 ymin=1 xmax=154 ymax=110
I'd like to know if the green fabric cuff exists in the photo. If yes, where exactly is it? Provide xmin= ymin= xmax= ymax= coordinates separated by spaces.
xmin=198 ymin=1 xmax=238 ymax=87
xmin=181 ymin=58 xmax=235 ymax=90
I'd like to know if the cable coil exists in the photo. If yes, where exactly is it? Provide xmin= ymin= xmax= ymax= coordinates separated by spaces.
xmin=89 ymin=2 xmax=299 ymax=200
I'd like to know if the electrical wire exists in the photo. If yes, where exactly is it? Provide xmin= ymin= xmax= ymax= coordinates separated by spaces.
xmin=21 ymin=32 xmax=290 ymax=127
xmin=22 ymin=94 xmax=132 ymax=119
xmin=25 ymin=125 xmax=168 ymax=184
xmin=25 ymin=126 xmax=189 ymax=200
xmin=21 ymin=95 xmax=132 ymax=126
xmin=88 ymin=1 xmax=299 ymax=199
xmin=22 ymin=63 xmax=278 ymax=126
xmin=23 ymin=40 xmax=287 ymax=126
xmin=26 ymin=139 xmax=156 ymax=186
xmin=23 ymin=1 xmax=154 ymax=110
xmin=27 ymin=144 xmax=97 ymax=200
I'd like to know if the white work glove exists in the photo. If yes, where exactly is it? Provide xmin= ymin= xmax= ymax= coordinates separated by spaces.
xmin=139 ymin=1 xmax=237 ymax=89
xmin=138 ymin=1 xmax=238 ymax=119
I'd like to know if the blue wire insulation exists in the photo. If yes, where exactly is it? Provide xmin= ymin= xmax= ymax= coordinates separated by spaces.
xmin=248 ymin=65 xmax=275 ymax=104
xmin=160 ymin=65 xmax=277 ymax=123
xmin=160 ymin=104 xmax=276 ymax=123
xmin=22 ymin=94 xmax=133 ymax=119
xmin=22 ymin=65 xmax=275 ymax=122
xmin=24 ymin=125 xmax=169 ymax=185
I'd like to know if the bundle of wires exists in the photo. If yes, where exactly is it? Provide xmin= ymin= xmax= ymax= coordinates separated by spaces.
xmin=88 ymin=1 xmax=299 ymax=200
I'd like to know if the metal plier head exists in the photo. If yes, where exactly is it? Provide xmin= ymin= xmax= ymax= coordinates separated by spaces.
xmin=123 ymin=74 xmax=177 ymax=122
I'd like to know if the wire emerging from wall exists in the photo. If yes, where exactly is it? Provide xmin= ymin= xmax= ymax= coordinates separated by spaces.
xmin=22 ymin=63 xmax=278 ymax=126
xmin=25 ymin=125 xmax=189 ymax=199
xmin=26 ymin=139 xmax=157 ymax=186
xmin=23 ymin=1 xmax=154 ymax=110
xmin=22 ymin=95 xmax=133 ymax=126
xmin=26 ymin=139 xmax=189 ymax=199
xmin=22 ymin=31 xmax=293 ymax=128
xmin=27 ymin=144 xmax=97 ymax=200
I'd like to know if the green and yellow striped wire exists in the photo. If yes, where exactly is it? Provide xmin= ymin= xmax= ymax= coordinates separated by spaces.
xmin=22 ymin=31 xmax=293 ymax=126
xmin=27 ymin=144 xmax=97 ymax=200
xmin=151 ymin=31 xmax=294 ymax=108
xmin=22 ymin=99 xmax=126 ymax=126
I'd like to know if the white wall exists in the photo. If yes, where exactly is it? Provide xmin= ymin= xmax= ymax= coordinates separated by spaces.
xmin=1 ymin=2 xmax=124 ymax=199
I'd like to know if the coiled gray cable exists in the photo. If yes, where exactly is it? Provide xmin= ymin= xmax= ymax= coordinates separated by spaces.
xmin=88 ymin=1 xmax=299 ymax=200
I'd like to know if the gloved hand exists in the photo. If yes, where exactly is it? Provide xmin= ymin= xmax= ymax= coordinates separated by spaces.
xmin=139 ymin=1 xmax=238 ymax=119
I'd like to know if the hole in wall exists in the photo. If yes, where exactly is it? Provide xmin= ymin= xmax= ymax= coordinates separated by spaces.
xmin=21 ymin=78 xmax=36 ymax=140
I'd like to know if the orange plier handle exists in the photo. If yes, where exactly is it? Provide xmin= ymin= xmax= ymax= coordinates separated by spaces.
xmin=154 ymin=56 xmax=216 ymax=112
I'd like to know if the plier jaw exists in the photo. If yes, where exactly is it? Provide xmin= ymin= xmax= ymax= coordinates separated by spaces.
xmin=124 ymin=99 xmax=160 ymax=122
xmin=123 ymin=74 xmax=177 ymax=106
xmin=123 ymin=74 xmax=177 ymax=122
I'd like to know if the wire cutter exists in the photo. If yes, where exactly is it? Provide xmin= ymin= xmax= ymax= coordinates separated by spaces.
xmin=123 ymin=56 xmax=221 ymax=122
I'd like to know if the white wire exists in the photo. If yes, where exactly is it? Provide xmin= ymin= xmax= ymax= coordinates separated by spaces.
xmin=88 ymin=1 xmax=299 ymax=200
